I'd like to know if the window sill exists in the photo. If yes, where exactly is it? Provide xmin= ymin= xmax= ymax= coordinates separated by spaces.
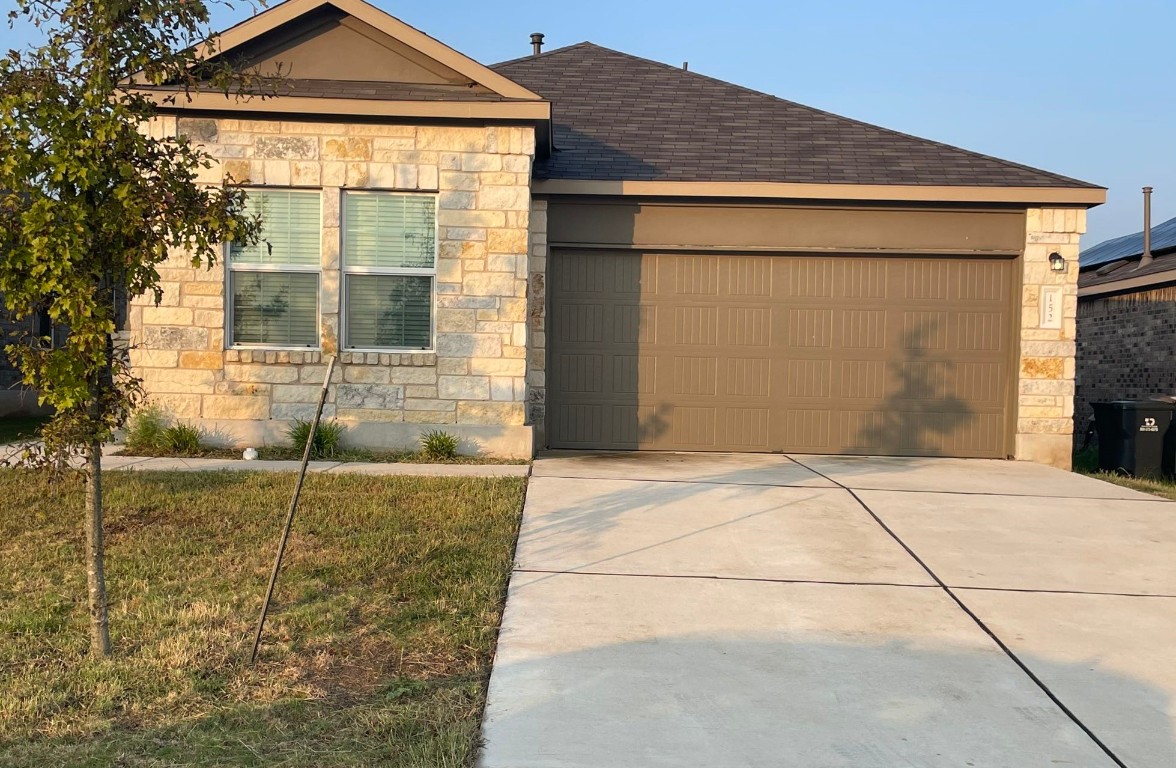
xmin=339 ymin=351 xmax=437 ymax=367
xmin=226 ymin=348 xmax=324 ymax=365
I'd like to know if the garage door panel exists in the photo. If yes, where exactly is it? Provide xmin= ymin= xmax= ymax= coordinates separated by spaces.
xmin=723 ymin=257 xmax=772 ymax=296
xmin=955 ymin=361 xmax=1004 ymax=404
xmin=837 ymin=360 xmax=887 ymax=400
xmin=724 ymin=407 xmax=771 ymax=449
xmin=783 ymin=259 xmax=835 ymax=298
xmin=724 ymin=357 xmax=771 ymax=397
xmin=549 ymin=250 xmax=1015 ymax=457
xmin=956 ymin=311 xmax=1006 ymax=351
xmin=669 ymin=406 xmax=718 ymax=448
xmin=838 ymin=309 xmax=888 ymax=349
xmin=956 ymin=261 xmax=1010 ymax=302
xmin=673 ymin=306 xmax=720 ymax=346
xmin=837 ymin=258 xmax=890 ymax=299
xmin=722 ymin=306 xmax=772 ymax=346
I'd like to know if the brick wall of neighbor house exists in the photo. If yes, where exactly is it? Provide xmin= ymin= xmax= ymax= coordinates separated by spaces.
xmin=1016 ymin=207 xmax=1085 ymax=468
xmin=129 ymin=116 xmax=536 ymax=457
xmin=1075 ymin=288 xmax=1176 ymax=445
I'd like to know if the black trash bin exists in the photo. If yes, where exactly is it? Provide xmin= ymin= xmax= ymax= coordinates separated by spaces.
xmin=1091 ymin=400 xmax=1176 ymax=478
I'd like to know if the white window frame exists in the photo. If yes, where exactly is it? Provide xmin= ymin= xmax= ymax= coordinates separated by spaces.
xmin=341 ymin=190 xmax=438 ymax=353
xmin=225 ymin=188 xmax=322 ymax=351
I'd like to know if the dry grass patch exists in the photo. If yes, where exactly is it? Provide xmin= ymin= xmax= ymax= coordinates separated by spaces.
xmin=1073 ymin=446 xmax=1176 ymax=500
xmin=0 ymin=470 xmax=526 ymax=767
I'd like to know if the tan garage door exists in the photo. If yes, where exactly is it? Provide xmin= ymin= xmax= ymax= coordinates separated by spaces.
xmin=547 ymin=250 xmax=1017 ymax=458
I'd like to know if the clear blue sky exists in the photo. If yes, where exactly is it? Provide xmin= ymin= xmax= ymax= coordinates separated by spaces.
xmin=4 ymin=0 xmax=1173 ymax=247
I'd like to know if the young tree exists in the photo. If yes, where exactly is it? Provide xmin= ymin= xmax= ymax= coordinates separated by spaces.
xmin=0 ymin=0 xmax=264 ymax=656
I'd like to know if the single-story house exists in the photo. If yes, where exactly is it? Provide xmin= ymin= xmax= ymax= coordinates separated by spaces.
xmin=130 ymin=0 xmax=1105 ymax=466
xmin=1075 ymin=213 xmax=1176 ymax=441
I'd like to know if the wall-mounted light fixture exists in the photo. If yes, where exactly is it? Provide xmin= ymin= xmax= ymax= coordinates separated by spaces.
xmin=1048 ymin=252 xmax=1066 ymax=272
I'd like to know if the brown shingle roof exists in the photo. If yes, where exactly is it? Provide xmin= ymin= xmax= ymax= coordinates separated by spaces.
xmin=493 ymin=43 xmax=1099 ymax=188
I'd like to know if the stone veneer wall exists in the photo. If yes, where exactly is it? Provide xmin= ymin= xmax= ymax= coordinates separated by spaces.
xmin=1016 ymin=207 xmax=1085 ymax=468
xmin=129 ymin=116 xmax=536 ymax=457
xmin=1075 ymin=286 xmax=1176 ymax=446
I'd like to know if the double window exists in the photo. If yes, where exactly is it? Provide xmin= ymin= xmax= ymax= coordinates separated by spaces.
xmin=227 ymin=189 xmax=437 ymax=351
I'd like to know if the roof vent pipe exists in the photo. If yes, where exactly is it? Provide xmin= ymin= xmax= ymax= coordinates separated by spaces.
xmin=1140 ymin=186 xmax=1154 ymax=269
xmin=530 ymin=33 xmax=545 ymax=56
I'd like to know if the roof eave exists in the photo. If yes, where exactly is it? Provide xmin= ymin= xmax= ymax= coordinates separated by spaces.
xmin=139 ymin=88 xmax=552 ymax=122
xmin=1079 ymin=269 xmax=1176 ymax=298
xmin=532 ymin=179 xmax=1107 ymax=206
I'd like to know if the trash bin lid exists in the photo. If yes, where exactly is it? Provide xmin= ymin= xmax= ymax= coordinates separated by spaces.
xmin=1093 ymin=399 xmax=1176 ymax=410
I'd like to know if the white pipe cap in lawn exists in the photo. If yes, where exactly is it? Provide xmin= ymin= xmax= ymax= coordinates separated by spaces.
xmin=243 ymin=447 xmax=259 ymax=461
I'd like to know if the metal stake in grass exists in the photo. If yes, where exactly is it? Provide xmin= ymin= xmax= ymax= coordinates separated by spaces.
xmin=250 ymin=355 xmax=337 ymax=664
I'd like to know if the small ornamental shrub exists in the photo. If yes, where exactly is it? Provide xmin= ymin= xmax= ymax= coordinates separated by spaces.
xmin=125 ymin=406 xmax=167 ymax=453
xmin=419 ymin=429 xmax=460 ymax=461
xmin=162 ymin=423 xmax=205 ymax=454
xmin=287 ymin=418 xmax=346 ymax=458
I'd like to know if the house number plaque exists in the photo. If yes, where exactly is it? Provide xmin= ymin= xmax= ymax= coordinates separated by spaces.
xmin=1040 ymin=286 xmax=1063 ymax=330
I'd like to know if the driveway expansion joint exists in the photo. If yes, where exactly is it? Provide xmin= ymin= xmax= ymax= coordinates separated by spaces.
xmin=847 ymin=485 xmax=1174 ymax=502
xmin=952 ymin=585 xmax=1176 ymax=600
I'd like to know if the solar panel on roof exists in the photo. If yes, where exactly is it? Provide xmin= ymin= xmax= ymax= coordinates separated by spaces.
xmin=1080 ymin=214 xmax=1176 ymax=269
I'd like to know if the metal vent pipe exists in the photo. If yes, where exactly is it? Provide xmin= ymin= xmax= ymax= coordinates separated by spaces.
xmin=1137 ymin=186 xmax=1155 ymax=269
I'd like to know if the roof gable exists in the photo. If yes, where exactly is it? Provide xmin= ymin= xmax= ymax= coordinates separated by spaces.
xmin=205 ymin=0 xmax=542 ymax=101
xmin=493 ymin=43 xmax=1101 ymax=195
xmin=223 ymin=7 xmax=482 ymax=89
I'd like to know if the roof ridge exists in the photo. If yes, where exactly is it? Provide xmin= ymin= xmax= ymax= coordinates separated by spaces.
xmin=489 ymin=41 xmax=597 ymax=69
xmin=564 ymin=43 xmax=1099 ymax=189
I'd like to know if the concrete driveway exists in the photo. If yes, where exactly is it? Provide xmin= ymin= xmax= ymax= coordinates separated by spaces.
xmin=479 ymin=452 xmax=1176 ymax=768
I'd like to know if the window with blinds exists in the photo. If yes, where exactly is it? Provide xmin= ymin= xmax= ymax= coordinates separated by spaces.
xmin=342 ymin=192 xmax=436 ymax=350
xmin=231 ymin=272 xmax=319 ymax=347
xmin=227 ymin=189 xmax=321 ymax=348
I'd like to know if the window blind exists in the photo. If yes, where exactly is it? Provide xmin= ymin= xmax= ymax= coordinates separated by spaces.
xmin=229 ymin=190 xmax=321 ymax=266
xmin=345 ymin=275 xmax=432 ymax=350
xmin=343 ymin=193 xmax=435 ymax=269
xmin=231 ymin=272 xmax=319 ymax=347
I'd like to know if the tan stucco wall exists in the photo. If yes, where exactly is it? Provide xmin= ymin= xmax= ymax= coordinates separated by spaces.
xmin=1015 ymin=208 xmax=1085 ymax=469
xmin=129 ymin=115 xmax=536 ymax=457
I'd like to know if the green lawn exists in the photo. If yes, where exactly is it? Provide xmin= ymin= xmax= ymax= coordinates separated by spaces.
xmin=0 ymin=470 xmax=527 ymax=767
xmin=0 ymin=414 xmax=48 ymax=444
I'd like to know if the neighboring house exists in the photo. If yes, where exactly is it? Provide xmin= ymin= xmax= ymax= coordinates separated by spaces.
xmin=0 ymin=298 xmax=59 ymax=417
xmin=0 ymin=302 xmax=30 ymax=414
xmin=129 ymin=0 xmax=1104 ymax=466
xmin=1075 ymin=214 xmax=1176 ymax=441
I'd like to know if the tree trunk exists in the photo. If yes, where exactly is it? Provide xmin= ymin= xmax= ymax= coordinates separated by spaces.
xmin=85 ymin=440 xmax=111 ymax=657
